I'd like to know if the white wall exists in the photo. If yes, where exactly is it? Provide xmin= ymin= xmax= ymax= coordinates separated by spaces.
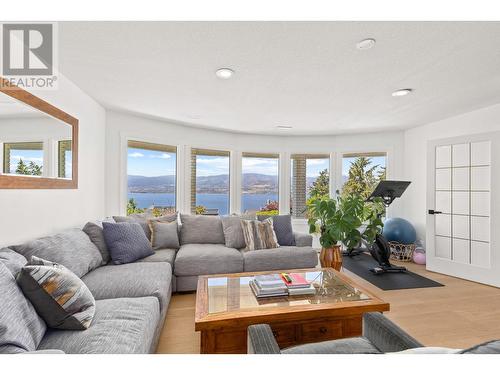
xmin=403 ymin=103 xmax=500 ymax=246
xmin=105 ymin=110 xmax=406 ymax=235
xmin=0 ymin=76 xmax=106 ymax=247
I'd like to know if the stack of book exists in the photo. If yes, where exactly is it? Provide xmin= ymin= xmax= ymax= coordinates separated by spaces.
xmin=281 ymin=273 xmax=316 ymax=296
xmin=250 ymin=274 xmax=288 ymax=298
xmin=250 ymin=273 xmax=317 ymax=298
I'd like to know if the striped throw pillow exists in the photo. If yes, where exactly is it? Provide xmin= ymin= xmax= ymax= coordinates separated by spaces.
xmin=241 ymin=219 xmax=280 ymax=251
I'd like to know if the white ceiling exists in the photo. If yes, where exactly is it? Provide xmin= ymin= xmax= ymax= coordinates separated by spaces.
xmin=59 ymin=22 xmax=500 ymax=135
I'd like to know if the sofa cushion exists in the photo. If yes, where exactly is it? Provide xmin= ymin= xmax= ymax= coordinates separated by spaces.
xmin=0 ymin=247 xmax=27 ymax=276
xmin=149 ymin=220 xmax=180 ymax=250
xmin=282 ymin=337 xmax=380 ymax=354
xmin=243 ymin=246 xmax=318 ymax=272
xmin=179 ymin=214 xmax=225 ymax=245
xmin=11 ymin=229 xmax=103 ymax=278
xmin=102 ymin=222 xmax=154 ymax=264
xmin=0 ymin=262 xmax=46 ymax=354
xmin=17 ymin=257 xmax=96 ymax=330
xmin=82 ymin=222 xmax=109 ymax=264
xmin=137 ymin=248 xmax=176 ymax=267
xmin=221 ymin=216 xmax=246 ymax=249
xmin=38 ymin=297 xmax=159 ymax=354
xmin=81 ymin=262 xmax=172 ymax=312
xmin=174 ymin=244 xmax=243 ymax=276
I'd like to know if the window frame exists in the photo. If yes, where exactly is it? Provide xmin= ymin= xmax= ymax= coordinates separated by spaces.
xmin=240 ymin=152 xmax=280 ymax=216
xmin=290 ymin=153 xmax=331 ymax=218
xmin=2 ymin=141 xmax=44 ymax=175
xmin=126 ymin=139 xmax=178 ymax=214
xmin=191 ymin=147 xmax=231 ymax=215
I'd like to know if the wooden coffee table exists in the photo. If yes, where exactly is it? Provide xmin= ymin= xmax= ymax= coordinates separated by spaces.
xmin=195 ymin=268 xmax=389 ymax=354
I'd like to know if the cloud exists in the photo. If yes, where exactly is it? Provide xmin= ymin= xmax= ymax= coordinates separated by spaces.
xmin=149 ymin=153 xmax=171 ymax=159
xmin=128 ymin=152 xmax=144 ymax=158
xmin=306 ymin=159 xmax=329 ymax=166
xmin=10 ymin=155 xmax=43 ymax=163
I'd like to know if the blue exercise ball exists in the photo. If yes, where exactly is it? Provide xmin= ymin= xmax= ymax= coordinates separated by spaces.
xmin=382 ymin=217 xmax=417 ymax=244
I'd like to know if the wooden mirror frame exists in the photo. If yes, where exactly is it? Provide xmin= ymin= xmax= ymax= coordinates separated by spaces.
xmin=0 ymin=77 xmax=78 ymax=189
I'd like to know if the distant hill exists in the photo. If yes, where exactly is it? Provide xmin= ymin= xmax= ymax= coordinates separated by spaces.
xmin=128 ymin=173 xmax=326 ymax=194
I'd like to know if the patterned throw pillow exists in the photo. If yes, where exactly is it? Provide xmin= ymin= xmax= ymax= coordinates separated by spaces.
xmin=257 ymin=214 xmax=296 ymax=246
xmin=241 ymin=219 xmax=280 ymax=251
xmin=16 ymin=256 xmax=96 ymax=330
xmin=102 ymin=222 xmax=154 ymax=264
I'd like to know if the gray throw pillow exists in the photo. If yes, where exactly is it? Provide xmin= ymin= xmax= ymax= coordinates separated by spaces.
xmin=0 ymin=247 xmax=27 ymax=276
xmin=271 ymin=214 xmax=296 ymax=246
xmin=257 ymin=214 xmax=296 ymax=246
xmin=221 ymin=216 xmax=246 ymax=249
xmin=149 ymin=220 xmax=180 ymax=250
xmin=113 ymin=213 xmax=154 ymax=240
xmin=459 ymin=340 xmax=500 ymax=354
xmin=83 ymin=222 xmax=109 ymax=264
xmin=11 ymin=229 xmax=103 ymax=278
xmin=180 ymin=214 xmax=225 ymax=245
xmin=0 ymin=262 xmax=46 ymax=353
xmin=17 ymin=256 xmax=96 ymax=330
xmin=102 ymin=222 xmax=154 ymax=264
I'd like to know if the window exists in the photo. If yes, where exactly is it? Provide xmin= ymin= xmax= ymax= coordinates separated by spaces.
xmin=58 ymin=140 xmax=72 ymax=178
xmin=127 ymin=140 xmax=177 ymax=216
xmin=241 ymin=153 xmax=279 ymax=216
xmin=291 ymin=154 xmax=330 ymax=218
xmin=341 ymin=152 xmax=387 ymax=199
xmin=191 ymin=148 xmax=230 ymax=215
xmin=2 ymin=142 xmax=44 ymax=176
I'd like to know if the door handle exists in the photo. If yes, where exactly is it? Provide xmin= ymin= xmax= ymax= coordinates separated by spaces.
xmin=428 ymin=209 xmax=442 ymax=215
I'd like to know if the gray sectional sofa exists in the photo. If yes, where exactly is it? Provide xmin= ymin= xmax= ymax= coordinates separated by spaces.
xmin=0 ymin=214 xmax=317 ymax=354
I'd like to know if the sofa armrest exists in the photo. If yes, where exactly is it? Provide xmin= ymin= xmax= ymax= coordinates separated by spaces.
xmin=294 ymin=232 xmax=313 ymax=247
xmin=247 ymin=324 xmax=281 ymax=354
xmin=363 ymin=312 xmax=423 ymax=353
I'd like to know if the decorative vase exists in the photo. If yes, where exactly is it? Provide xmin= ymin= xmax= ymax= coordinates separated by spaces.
xmin=319 ymin=245 xmax=343 ymax=271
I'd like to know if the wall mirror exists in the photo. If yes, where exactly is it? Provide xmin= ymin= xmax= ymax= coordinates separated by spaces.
xmin=0 ymin=78 xmax=78 ymax=189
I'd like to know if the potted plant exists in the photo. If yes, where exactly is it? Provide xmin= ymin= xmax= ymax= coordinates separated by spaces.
xmin=307 ymin=195 xmax=385 ymax=270
xmin=307 ymin=197 xmax=344 ymax=271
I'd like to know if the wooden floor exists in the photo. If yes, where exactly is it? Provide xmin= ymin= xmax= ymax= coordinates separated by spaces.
xmin=156 ymin=262 xmax=500 ymax=353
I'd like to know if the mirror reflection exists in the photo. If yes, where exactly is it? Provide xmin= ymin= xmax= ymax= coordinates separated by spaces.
xmin=0 ymin=93 xmax=72 ymax=179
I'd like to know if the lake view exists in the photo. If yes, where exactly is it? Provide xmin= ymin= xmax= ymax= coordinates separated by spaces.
xmin=128 ymin=192 xmax=278 ymax=215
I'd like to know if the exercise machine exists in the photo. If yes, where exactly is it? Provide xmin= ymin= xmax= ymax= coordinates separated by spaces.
xmin=366 ymin=180 xmax=411 ymax=274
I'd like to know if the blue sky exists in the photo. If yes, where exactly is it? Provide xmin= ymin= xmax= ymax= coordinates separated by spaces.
xmin=342 ymin=156 xmax=386 ymax=178
xmin=127 ymin=147 xmax=385 ymax=179
xmin=127 ymin=147 xmax=176 ymax=177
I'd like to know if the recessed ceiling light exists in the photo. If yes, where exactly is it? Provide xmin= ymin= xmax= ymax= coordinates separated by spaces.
xmin=276 ymin=125 xmax=293 ymax=130
xmin=356 ymin=38 xmax=376 ymax=50
xmin=215 ymin=68 xmax=234 ymax=79
xmin=392 ymin=88 xmax=413 ymax=97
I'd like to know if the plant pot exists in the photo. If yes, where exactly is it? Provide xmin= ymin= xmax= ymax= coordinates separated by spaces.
xmin=319 ymin=245 xmax=343 ymax=271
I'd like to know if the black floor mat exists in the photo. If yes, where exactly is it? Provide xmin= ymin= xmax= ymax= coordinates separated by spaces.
xmin=342 ymin=253 xmax=444 ymax=290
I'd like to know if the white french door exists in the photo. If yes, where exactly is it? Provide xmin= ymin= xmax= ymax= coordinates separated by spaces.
xmin=427 ymin=132 xmax=499 ymax=286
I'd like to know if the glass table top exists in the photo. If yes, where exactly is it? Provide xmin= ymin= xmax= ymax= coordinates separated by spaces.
xmin=206 ymin=269 xmax=371 ymax=315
